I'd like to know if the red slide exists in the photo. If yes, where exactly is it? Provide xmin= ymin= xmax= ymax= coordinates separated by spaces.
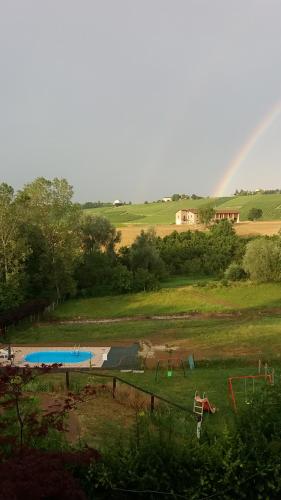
xmin=195 ymin=395 xmax=216 ymax=414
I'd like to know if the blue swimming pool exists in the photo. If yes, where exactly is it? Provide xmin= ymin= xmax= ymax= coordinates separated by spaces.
xmin=24 ymin=350 xmax=93 ymax=364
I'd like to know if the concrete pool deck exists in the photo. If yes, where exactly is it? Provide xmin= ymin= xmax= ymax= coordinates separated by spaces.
xmin=0 ymin=343 xmax=140 ymax=369
xmin=12 ymin=346 xmax=111 ymax=368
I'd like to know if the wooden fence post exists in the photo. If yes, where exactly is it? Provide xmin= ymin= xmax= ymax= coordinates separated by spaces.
xmin=113 ymin=377 xmax=117 ymax=398
xmin=150 ymin=394 xmax=155 ymax=413
xmin=65 ymin=371 xmax=70 ymax=390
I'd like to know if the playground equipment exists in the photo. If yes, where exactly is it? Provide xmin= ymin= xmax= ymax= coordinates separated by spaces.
xmin=188 ymin=354 xmax=195 ymax=370
xmin=228 ymin=374 xmax=272 ymax=412
xmin=258 ymin=360 xmax=275 ymax=384
xmin=193 ymin=391 xmax=216 ymax=439
xmin=193 ymin=391 xmax=216 ymax=416
xmin=155 ymin=357 xmax=186 ymax=381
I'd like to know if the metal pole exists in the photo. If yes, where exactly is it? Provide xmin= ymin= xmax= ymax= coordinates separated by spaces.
xmin=113 ymin=377 xmax=117 ymax=398
xmin=150 ymin=394 xmax=155 ymax=413
xmin=65 ymin=371 xmax=70 ymax=390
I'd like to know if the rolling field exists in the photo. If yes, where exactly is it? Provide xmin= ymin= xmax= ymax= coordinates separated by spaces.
xmin=117 ymin=220 xmax=281 ymax=246
xmin=84 ymin=197 xmax=229 ymax=225
xmin=84 ymin=193 xmax=281 ymax=225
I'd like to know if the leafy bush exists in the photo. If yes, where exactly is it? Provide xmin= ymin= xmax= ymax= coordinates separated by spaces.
xmin=86 ymin=386 xmax=281 ymax=499
xmin=243 ymin=238 xmax=281 ymax=282
xmin=224 ymin=263 xmax=247 ymax=281
xmin=248 ymin=207 xmax=263 ymax=220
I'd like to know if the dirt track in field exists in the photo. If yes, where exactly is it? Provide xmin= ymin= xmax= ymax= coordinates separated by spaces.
xmin=118 ymin=221 xmax=281 ymax=246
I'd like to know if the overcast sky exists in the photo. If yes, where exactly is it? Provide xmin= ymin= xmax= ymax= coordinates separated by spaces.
xmin=0 ymin=0 xmax=281 ymax=202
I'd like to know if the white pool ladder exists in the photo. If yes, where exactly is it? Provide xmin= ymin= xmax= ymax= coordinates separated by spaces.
xmin=73 ymin=344 xmax=80 ymax=356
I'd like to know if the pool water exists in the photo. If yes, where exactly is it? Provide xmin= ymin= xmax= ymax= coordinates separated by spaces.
xmin=24 ymin=350 xmax=93 ymax=364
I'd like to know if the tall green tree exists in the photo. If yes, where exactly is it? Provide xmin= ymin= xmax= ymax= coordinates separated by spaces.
xmin=76 ymin=216 xmax=123 ymax=296
xmin=80 ymin=215 xmax=121 ymax=255
xmin=0 ymin=184 xmax=28 ymax=311
xmin=20 ymin=178 xmax=82 ymax=300
xmin=129 ymin=229 xmax=166 ymax=289
xmin=198 ymin=206 xmax=215 ymax=226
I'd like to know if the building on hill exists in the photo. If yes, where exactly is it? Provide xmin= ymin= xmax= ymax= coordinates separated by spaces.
xmin=176 ymin=208 xmax=199 ymax=225
xmin=176 ymin=208 xmax=240 ymax=225
xmin=113 ymin=199 xmax=123 ymax=207
xmin=162 ymin=197 xmax=172 ymax=202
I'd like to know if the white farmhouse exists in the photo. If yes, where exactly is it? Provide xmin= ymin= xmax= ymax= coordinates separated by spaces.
xmin=176 ymin=208 xmax=240 ymax=225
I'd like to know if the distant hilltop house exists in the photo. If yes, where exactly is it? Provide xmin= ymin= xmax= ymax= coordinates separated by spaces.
xmin=176 ymin=208 xmax=240 ymax=225
xmin=162 ymin=197 xmax=172 ymax=202
xmin=113 ymin=199 xmax=123 ymax=207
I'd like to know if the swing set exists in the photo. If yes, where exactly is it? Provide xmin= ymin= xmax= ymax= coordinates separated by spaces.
xmin=155 ymin=357 xmax=186 ymax=381
xmin=228 ymin=374 xmax=272 ymax=412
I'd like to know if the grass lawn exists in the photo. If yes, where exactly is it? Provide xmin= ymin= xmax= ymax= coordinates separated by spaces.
xmin=25 ymin=362 xmax=280 ymax=441
xmin=8 ymin=314 xmax=281 ymax=361
xmin=51 ymin=282 xmax=281 ymax=320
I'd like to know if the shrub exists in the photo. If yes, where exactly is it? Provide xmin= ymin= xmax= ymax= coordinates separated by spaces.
xmin=243 ymin=238 xmax=281 ymax=282
xmin=224 ymin=263 xmax=247 ymax=281
xmin=248 ymin=207 xmax=263 ymax=221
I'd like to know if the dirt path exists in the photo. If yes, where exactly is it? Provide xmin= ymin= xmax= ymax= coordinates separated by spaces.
xmin=45 ymin=306 xmax=281 ymax=326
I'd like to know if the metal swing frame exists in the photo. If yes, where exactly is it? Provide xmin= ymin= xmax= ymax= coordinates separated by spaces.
xmin=228 ymin=374 xmax=272 ymax=412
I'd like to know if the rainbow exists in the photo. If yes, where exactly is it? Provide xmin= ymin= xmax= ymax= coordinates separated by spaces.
xmin=213 ymin=99 xmax=281 ymax=197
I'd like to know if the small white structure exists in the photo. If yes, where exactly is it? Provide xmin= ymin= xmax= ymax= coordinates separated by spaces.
xmin=176 ymin=208 xmax=240 ymax=225
xmin=162 ymin=197 xmax=172 ymax=202
xmin=113 ymin=199 xmax=123 ymax=207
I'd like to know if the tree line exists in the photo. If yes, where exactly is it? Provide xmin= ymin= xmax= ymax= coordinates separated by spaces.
xmin=1 ymin=177 xmax=280 ymax=320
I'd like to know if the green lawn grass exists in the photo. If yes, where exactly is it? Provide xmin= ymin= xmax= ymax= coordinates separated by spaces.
xmin=25 ymin=363 xmax=281 ymax=437
xmin=8 ymin=314 xmax=281 ymax=362
xmin=84 ymin=193 xmax=281 ymax=224
xmin=51 ymin=282 xmax=281 ymax=320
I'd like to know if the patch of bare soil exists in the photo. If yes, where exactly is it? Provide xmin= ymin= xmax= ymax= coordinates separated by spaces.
xmin=139 ymin=339 xmax=264 ymax=364
xmin=41 ymin=307 xmax=281 ymax=327
xmin=37 ymin=389 xmax=140 ymax=446
xmin=38 ymin=393 xmax=80 ymax=444
xmin=44 ymin=311 xmax=242 ymax=327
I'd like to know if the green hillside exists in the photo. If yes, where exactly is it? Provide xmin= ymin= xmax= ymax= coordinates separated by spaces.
xmin=83 ymin=197 xmax=230 ymax=225
xmin=83 ymin=194 xmax=281 ymax=225
xmin=218 ymin=194 xmax=281 ymax=221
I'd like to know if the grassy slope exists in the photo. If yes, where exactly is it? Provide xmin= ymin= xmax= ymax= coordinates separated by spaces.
xmin=52 ymin=282 xmax=281 ymax=319
xmin=218 ymin=193 xmax=281 ymax=221
xmin=9 ymin=316 xmax=281 ymax=360
xmin=84 ymin=197 xmax=229 ymax=225
xmin=84 ymin=194 xmax=281 ymax=224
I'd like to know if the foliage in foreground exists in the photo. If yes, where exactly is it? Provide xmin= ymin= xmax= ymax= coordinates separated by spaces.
xmin=87 ymin=385 xmax=281 ymax=499
xmin=0 ymin=365 xmax=100 ymax=498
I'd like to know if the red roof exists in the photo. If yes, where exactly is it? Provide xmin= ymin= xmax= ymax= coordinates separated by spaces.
xmin=178 ymin=208 xmax=239 ymax=214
